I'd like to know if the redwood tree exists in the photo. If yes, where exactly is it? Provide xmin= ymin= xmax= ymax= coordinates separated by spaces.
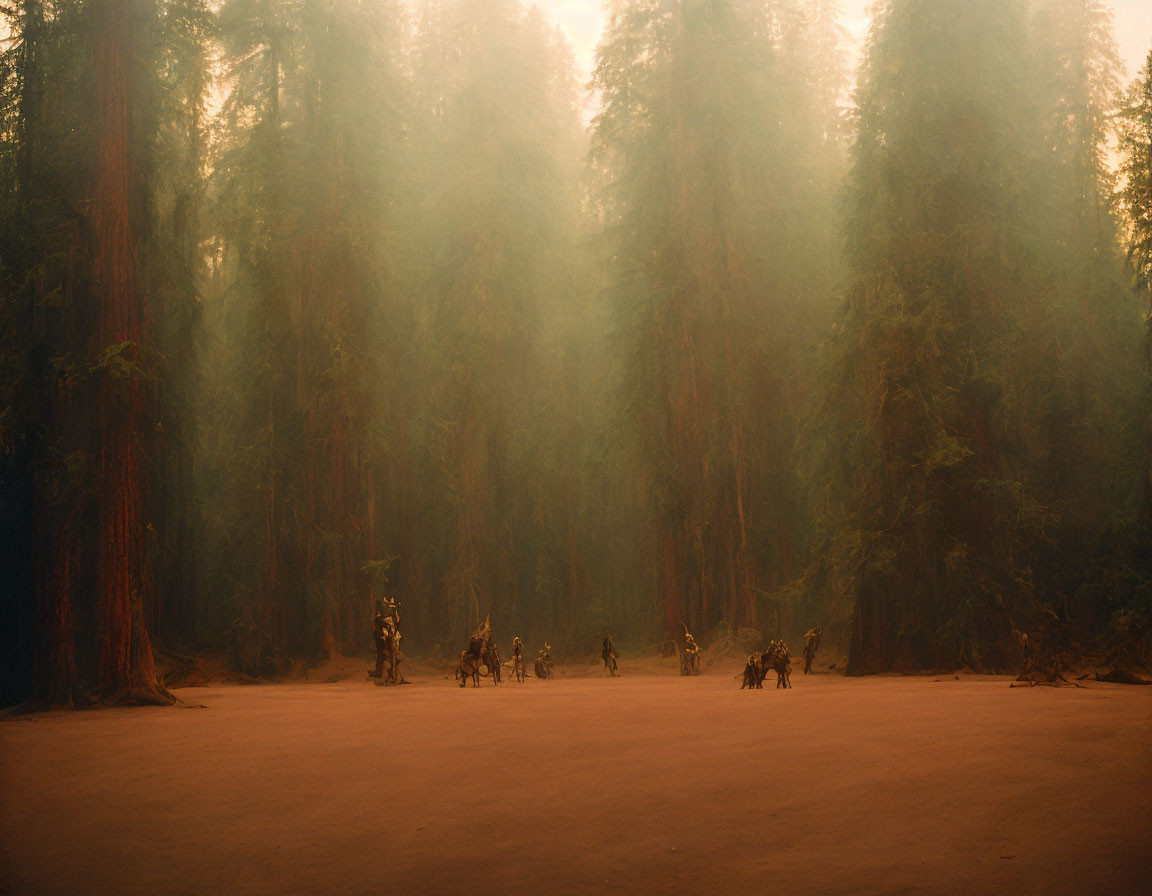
xmin=90 ymin=0 xmax=172 ymax=702
xmin=590 ymin=0 xmax=844 ymax=639
xmin=831 ymin=0 xmax=1055 ymax=672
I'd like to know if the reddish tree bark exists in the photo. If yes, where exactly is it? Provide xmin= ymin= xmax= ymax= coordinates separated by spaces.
xmin=18 ymin=0 xmax=84 ymax=707
xmin=91 ymin=0 xmax=172 ymax=704
xmin=36 ymin=509 xmax=83 ymax=705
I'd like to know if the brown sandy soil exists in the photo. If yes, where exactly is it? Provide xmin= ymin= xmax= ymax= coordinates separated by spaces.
xmin=2 ymin=664 xmax=1150 ymax=896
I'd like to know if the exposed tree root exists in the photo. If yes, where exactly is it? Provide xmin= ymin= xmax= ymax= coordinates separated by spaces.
xmin=102 ymin=681 xmax=180 ymax=706
xmin=1094 ymin=667 xmax=1152 ymax=685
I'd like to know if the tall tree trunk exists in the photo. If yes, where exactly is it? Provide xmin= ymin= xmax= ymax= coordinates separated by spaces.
xmin=257 ymin=31 xmax=287 ymax=659
xmin=159 ymin=66 xmax=205 ymax=646
xmin=19 ymin=0 xmax=84 ymax=706
xmin=91 ymin=0 xmax=172 ymax=704
xmin=36 ymin=509 xmax=83 ymax=705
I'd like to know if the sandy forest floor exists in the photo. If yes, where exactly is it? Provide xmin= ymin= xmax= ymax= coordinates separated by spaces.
xmin=2 ymin=657 xmax=1151 ymax=896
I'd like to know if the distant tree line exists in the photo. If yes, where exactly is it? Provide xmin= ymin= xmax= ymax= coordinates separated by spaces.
xmin=0 ymin=0 xmax=1150 ymax=703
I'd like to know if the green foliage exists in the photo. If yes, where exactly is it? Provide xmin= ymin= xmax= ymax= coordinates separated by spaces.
xmin=1120 ymin=47 xmax=1152 ymax=301
xmin=394 ymin=0 xmax=589 ymax=645
xmin=812 ymin=0 xmax=1145 ymax=673
xmin=590 ymin=0 xmax=847 ymax=639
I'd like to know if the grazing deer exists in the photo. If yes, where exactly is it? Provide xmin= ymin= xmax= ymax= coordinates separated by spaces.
xmin=762 ymin=642 xmax=791 ymax=689
xmin=456 ymin=650 xmax=481 ymax=688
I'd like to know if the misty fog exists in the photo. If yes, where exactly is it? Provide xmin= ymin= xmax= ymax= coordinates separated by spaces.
xmin=2 ymin=0 xmax=1152 ymax=702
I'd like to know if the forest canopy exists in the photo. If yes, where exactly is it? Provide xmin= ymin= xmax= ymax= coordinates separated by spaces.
xmin=1 ymin=0 xmax=1151 ymax=704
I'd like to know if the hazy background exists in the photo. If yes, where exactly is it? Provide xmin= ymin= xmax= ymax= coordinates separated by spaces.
xmin=540 ymin=0 xmax=1152 ymax=78
xmin=3 ymin=0 xmax=1152 ymax=701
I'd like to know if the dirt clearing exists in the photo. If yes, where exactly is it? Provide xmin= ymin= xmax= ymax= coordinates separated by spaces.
xmin=2 ymin=667 xmax=1150 ymax=895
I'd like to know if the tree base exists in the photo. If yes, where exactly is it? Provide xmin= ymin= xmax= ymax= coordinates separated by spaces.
xmin=102 ymin=680 xmax=179 ymax=706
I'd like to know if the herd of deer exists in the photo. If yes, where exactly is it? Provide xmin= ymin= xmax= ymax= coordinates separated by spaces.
xmin=451 ymin=617 xmax=797 ymax=690
xmin=455 ymin=618 xmax=556 ymax=687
